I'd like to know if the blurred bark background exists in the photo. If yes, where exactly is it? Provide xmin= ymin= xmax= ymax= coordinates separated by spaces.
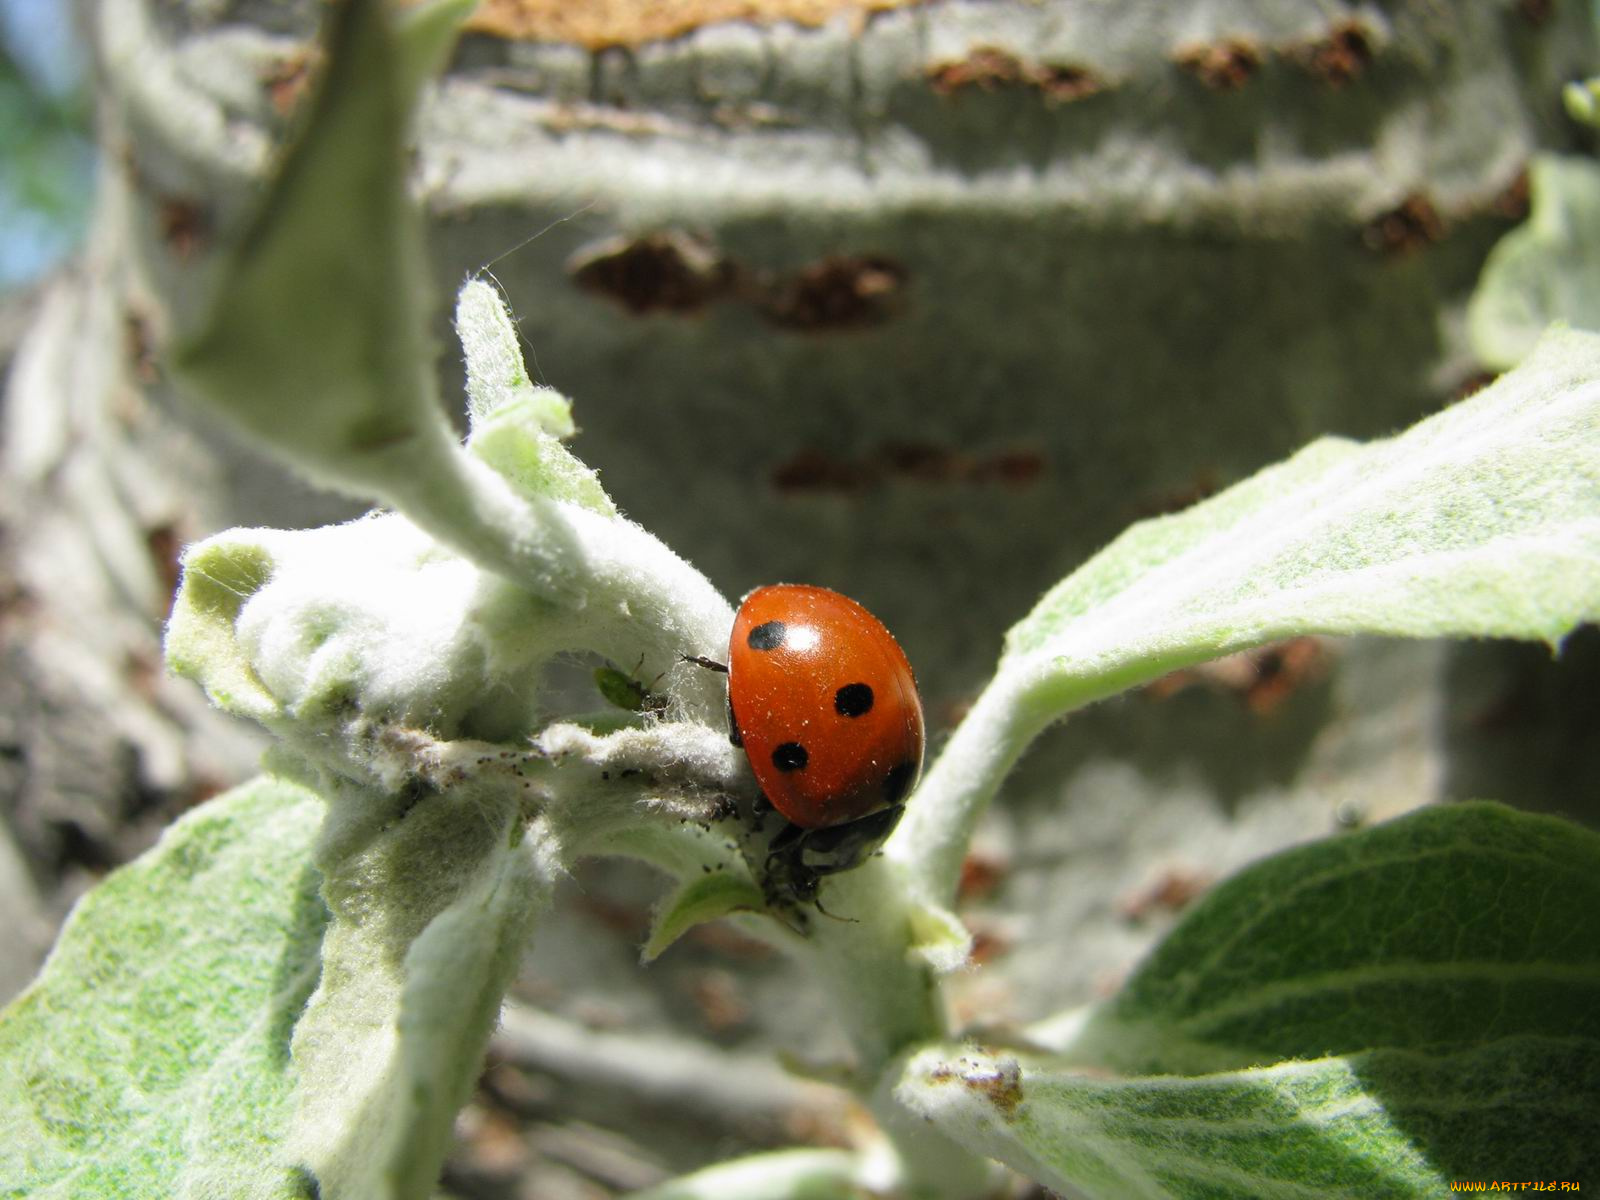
xmin=2 ymin=1 xmax=1597 ymax=1194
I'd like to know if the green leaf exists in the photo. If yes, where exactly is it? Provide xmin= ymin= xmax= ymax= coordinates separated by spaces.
xmin=906 ymin=898 xmax=973 ymax=974
xmin=459 ymin=280 xmax=617 ymax=517
xmin=643 ymin=871 xmax=766 ymax=963
xmin=456 ymin=277 xmax=574 ymax=436
xmin=893 ymin=329 xmax=1600 ymax=900
xmin=1006 ymin=329 xmax=1600 ymax=670
xmin=159 ymin=0 xmax=599 ymax=609
xmin=163 ymin=508 xmax=741 ymax=807
xmin=1071 ymin=802 xmax=1600 ymax=1073
xmin=165 ymin=514 xmax=572 ymax=785
xmin=1469 ymin=156 xmax=1600 ymax=368
xmin=1564 ymin=78 xmax=1600 ymax=128
xmin=392 ymin=0 xmax=478 ymax=106
xmin=284 ymin=773 xmax=554 ymax=1200
xmin=164 ymin=535 xmax=282 ymax=722
xmin=897 ymin=1037 xmax=1600 ymax=1200
xmin=171 ymin=0 xmax=464 ymax=497
xmin=163 ymin=0 xmax=657 ymax=609
xmin=895 ymin=804 xmax=1600 ymax=1198
xmin=0 ymin=778 xmax=327 ymax=1200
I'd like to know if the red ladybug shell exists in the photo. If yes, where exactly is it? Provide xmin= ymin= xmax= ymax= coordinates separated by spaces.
xmin=728 ymin=584 xmax=924 ymax=831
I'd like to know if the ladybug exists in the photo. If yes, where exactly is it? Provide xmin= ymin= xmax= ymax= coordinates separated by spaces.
xmin=697 ymin=584 xmax=925 ymax=908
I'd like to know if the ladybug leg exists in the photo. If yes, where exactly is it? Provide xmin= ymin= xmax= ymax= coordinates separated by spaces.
xmin=762 ymin=821 xmax=819 ymax=902
xmin=762 ymin=826 xmax=856 ymax=924
xmin=746 ymin=791 xmax=778 ymax=835
xmin=808 ymin=891 xmax=858 ymax=924
xmin=764 ymin=819 xmax=805 ymax=863
xmin=759 ymin=806 xmax=907 ymax=921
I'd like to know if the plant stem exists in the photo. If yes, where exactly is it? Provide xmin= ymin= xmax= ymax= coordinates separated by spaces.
xmin=798 ymin=861 xmax=998 ymax=1198
xmin=886 ymin=667 xmax=1047 ymax=907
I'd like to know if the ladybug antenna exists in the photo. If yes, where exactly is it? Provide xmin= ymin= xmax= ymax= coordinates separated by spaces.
xmin=810 ymin=893 xmax=858 ymax=924
xmin=680 ymin=653 xmax=729 ymax=674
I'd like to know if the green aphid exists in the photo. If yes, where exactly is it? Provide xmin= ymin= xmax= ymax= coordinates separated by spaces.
xmin=594 ymin=661 xmax=668 ymax=715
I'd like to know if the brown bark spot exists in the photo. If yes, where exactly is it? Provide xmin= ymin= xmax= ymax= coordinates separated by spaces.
xmin=1145 ymin=637 xmax=1331 ymax=715
xmin=146 ymin=522 xmax=184 ymax=614
xmin=262 ymin=48 xmax=321 ymax=119
xmin=124 ymin=649 xmax=162 ymax=702
xmin=157 ymin=197 xmax=210 ymax=259
xmin=1173 ymin=37 xmax=1263 ymax=90
xmin=1517 ymin=0 xmax=1554 ymax=26
xmin=928 ymin=45 xmax=1105 ymax=103
xmin=967 ymin=925 xmax=1012 ymax=964
xmin=957 ymin=851 xmax=1008 ymax=904
xmin=968 ymin=449 xmax=1045 ymax=488
xmin=686 ymin=969 xmax=750 ymax=1033
xmin=755 ymin=254 xmax=907 ymax=331
xmin=1134 ymin=469 xmax=1221 ymax=518
xmin=0 ymin=578 xmax=38 ymax=623
xmin=1493 ymin=167 xmax=1532 ymax=222
xmin=1241 ymin=636 xmax=1332 ymax=715
xmin=574 ymin=893 xmax=652 ymax=938
xmin=1119 ymin=865 xmax=1212 ymax=921
xmin=568 ymin=231 xmax=733 ymax=314
xmin=875 ymin=438 xmax=955 ymax=483
xmin=1295 ymin=19 xmax=1376 ymax=87
xmin=1448 ymin=370 xmax=1499 ymax=404
xmin=1362 ymin=193 xmax=1444 ymax=255
xmin=684 ymin=922 xmax=778 ymax=959
xmin=123 ymin=309 xmax=160 ymax=386
xmin=771 ymin=443 xmax=1045 ymax=494
xmin=770 ymin=450 xmax=871 ymax=495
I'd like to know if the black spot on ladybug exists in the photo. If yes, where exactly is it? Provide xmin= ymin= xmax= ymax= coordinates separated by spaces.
xmin=884 ymin=761 xmax=916 ymax=805
xmin=834 ymin=682 xmax=874 ymax=717
xmin=748 ymin=620 xmax=786 ymax=651
xmin=772 ymin=742 xmax=809 ymax=772
xmin=727 ymin=696 xmax=743 ymax=747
